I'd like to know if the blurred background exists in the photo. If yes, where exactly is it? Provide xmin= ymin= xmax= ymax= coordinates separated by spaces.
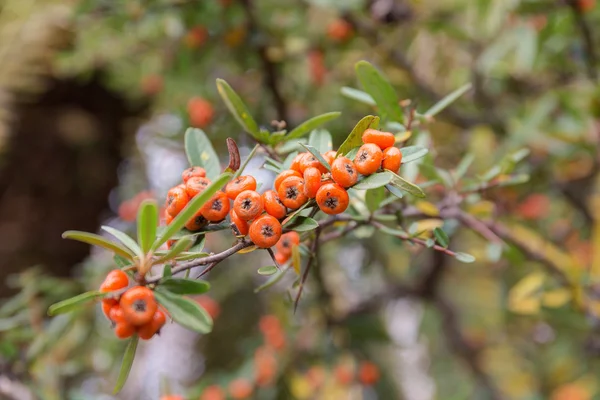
xmin=1 ymin=0 xmax=600 ymax=399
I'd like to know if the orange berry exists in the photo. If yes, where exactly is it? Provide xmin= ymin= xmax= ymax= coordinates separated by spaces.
xmin=277 ymin=176 xmax=308 ymax=209
xmin=517 ymin=194 xmax=551 ymax=220
xmin=262 ymin=190 xmax=287 ymax=219
xmin=275 ymin=231 xmax=300 ymax=258
xmin=254 ymin=347 xmax=277 ymax=387
xmin=100 ymin=269 xmax=129 ymax=293
xmin=119 ymin=286 xmax=158 ymax=326
xmin=185 ymin=209 xmax=208 ymax=231
xmin=331 ymin=157 xmax=358 ymax=188
xmin=358 ymin=361 xmax=380 ymax=386
xmin=225 ymin=175 xmax=257 ymax=200
xmin=200 ymin=385 xmax=226 ymax=400
xmin=334 ymin=363 xmax=354 ymax=385
xmin=354 ymin=143 xmax=383 ymax=176
xmin=289 ymin=153 xmax=306 ymax=173
xmin=182 ymin=166 xmax=207 ymax=182
xmin=184 ymin=25 xmax=208 ymax=49
xmin=161 ymin=396 xmax=184 ymax=400
xmin=233 ymin=190 xmax=264 ymax=221
xmin=102 ymin=300 xmax=119 ymax=320
xmin=187 ymin=97 xmax=214 ymax=129
xmin=165 ymin=211 xmax=174 ymax=225
xmin=200 ymin=191 xmax=230 ymax=222
xmin=362 ymin=129 xmax=395 ymax=150
xmin=303 ymin=167 xmax=322 ymax=198
xmin=382 ymin=147 xmax=402 ymax=173
xmin=327 ymin=19 xmax=353 ymax=42
xmin=138 ymin=308 xmax=167 ymax=340
xmin=274 ymin=252 xmax=289 ymax=265
xmin=259 ymin=315 xmax=282 ymax=336
xmin=309 ymin=48 xmax=326 ymax=86
xmin=316 ymin=183 xmax=349 ymax=215
xmin=299 ymin=153 xmax=327 ymax=174
xmin=306 ymin=366 xmax=326 ymax=390
xmin=166 ymin=186 xmax=190 ymax=217
xmin=322 ymin=150 xmax=337 ymax=166
xmin=577 ymin=0 xmax=595 ymax=12
xmin=228 ymin=379 xmax=253 ymax=400
xmin=249 ymin=215 xmax=282 ymax=248
xmin=114 ymin=321 xmax=136 ymax=339
xmin=274 ymin=169 xmax=302 ymax=192
xmin=185 ymin=176 xmax=211 ymax=198
xmin=230 ymin=209 xmax=249 ymax=236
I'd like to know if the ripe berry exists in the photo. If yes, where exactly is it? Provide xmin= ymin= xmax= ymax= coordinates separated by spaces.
xmin=200 ymin=385 xmax=226 ymax=400
xmin=334 ymin=363 xmax=354 ymax=385
xmin=187 ymin=97 xmax=214 ymax=129
xmin=331 ymin=157 xmax=358 ymax=187
xmin=327 ymin=19 xmax=353 ymax=42
xmin=166 ymin=186 xmax=190 ymax=217
xmin=225 ymin=175 xmax=257 ymax=200
xmin=200 ymin=191 xmax=230 ymax=222
xmin=119 ymin=286 xmax=158 ymax=326
xmin=299 ymin=153 xmax=327 ymax=174
xmin=228 ymin=378 xmax=253 ymax=400
xmin=354 ymin=143 xmax=383 ymax=176
xmin=262 ymin=190 xmax=287 ymax=219
xmin=309 ymin=48 xmax=326 ymax=86
xmin=102 ymin=301 xmax=119 ymax=320
xmin=185 ymin=176 xmax=211 ymax=198
xmin=100 ymin=270 xmax=129 ymax=316
xmin=277 ymin=176 xmax=308 ymax=209
xmin=274 ymin=169 xmax=302 ymax=192
xmin=185 ymin=210 xmax=208 ymax=231
xmin=164 ymin=211 xmax=174 ymax=225
xmin=322 ymin=150 xmax=337 ymax=166
xmin=182 ymin=166 xmax=206 ymax=182
xmin=275 ymin=252 xmax=289 ymax=265
xmin=358 ymin=361 xmax=380 ymax=386
xmin=316 ymin=183 xmax=349 ymax=215
xmin=230 ymin=209 xmax=249 ymax=236
xmin=249 ymin=215 xmax=282 ymax=248
xmin=362 ymin=129 xmax=395 ymax=150
xmin=184 ymin=26 xmax=208 ymax=49
xmin=110 ymin=307 xmax=136 ymax=339
xmin=303 ymin=167 xmax=322 ymax=198
xmin=382 ymin=147 xmax=402 ymax=173
xmin=289 ymin=153 xmax=306 ymax=173
xmin=275 ymin=231 xmax=300 ymax=258
xmin=138 ymin=309 xmax=167 ymax=340
xmin=233 ymin=190 xmax=264 ymax=221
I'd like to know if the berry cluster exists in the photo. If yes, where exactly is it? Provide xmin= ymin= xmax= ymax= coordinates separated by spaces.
xmin=100 ymin=270 xmax=166 ymax=340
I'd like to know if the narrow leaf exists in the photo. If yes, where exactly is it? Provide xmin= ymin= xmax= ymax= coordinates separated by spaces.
xmin=153 ymin=172 xmax=232 ymax=250
xmin=284 ymin=112 xmax=341 ymax=141
xmin=62 ymin=231 xmax=134 ymax=260
xmin=154 ymin=289 xmax=213 ymax=333
xmin=154 ymin=236 xmax=195 ymax=264
xmin=388 ymin=171 xmax=426 ymax=198
xmin=216 ymin=79 xmax=260 ymax=138
xmin=455 ymin=252 xmax=476 ymax=263
xmin=400 ymin=146 xmax=429 ymax=163
xmin=365 ymin=187 xmax=385 ymax=213
xmin=424 ymin=83 xmax=472 ymax=117
xmin=233 ymin=144 xmax=260 ymax=179
xmin=101 ymin=226 xmax=143 ymax=259
xmin=159 ymin=278 xmax=211 ymax=295
xmin=454 ymin=153 xmax=474 ymax=180
xmin=257 ymin=266 xmax=278 ymax=276
xmin=48 ymin=291 xmax=106 ymax=316
xmin=337 ymin=115 xmax=379 ymax=157
xmin=300 ymin=144 xmax=331 ymax=171
xmin=308 ymin=129 xmax=333 ymax=153
xmin=255 ymin=266 xmax=290 ymax=293
xmin=353 ymin=171 xmax=393 ymax=190
xmin=340 ymin=86 xmax=376 ymax=106
xmin=433 ymin=227 xmax=449 ymax=248
xmin=114 ymin=255 xmax=133 ymax=268
xmin=113 ymin=336 xmax=138 ymax=394
xmin=355 ymin=61 xmax=403 ymax=122
xmin=185 ymin=128 xmax=221 ymax=179
xmin=284 ymin=216 xmax=319 ymax=232
xmin=137 ymin=200 xmax=158 ymax=254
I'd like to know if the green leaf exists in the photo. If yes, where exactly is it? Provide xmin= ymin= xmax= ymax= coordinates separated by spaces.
xmin=496 ymin=174 xmax=530 ymax=187
xmin=184 ymin=128 xmax=221 ymax=180
xmin=376 ymin=225 xmax=408 ymax=237
xmin=355 ymin=61 xmax=403 ymax=122
xmin=62 ymin=231 xmax=134 ymax=260
xmin=233 ymin=144 xmax=260 ymax=179
xmin=114 ymin=254 xmax=132 ymax=268
xmin=365 ymin=187 xmax=385 ymax=213
xmin=300 ymin=144 xmax=331 ymax=171
xmin=340 ymin=86 xmax=376 ymax=106
xmin=509 ymin=148 xmax=530 ymax=163
xmin=400 ymin=146 xmax=429 ymax=163
xmin=48 ymin=291 xmax=106 ymax=316
xmin=284 ymin=112 xmax=341 ymax=141
xmin=155 ymin=236 xmax=194 ymax=263
xmin=257 ymin=266 xmax=278 ymax=276
xmin=284 ymin=216 xmax=319 ymax=232
xmin=424 ymin=83 xmax=472 ymax=117
xmin=153 ymin=172 xmax=232 ymax=251
xmin=113 ymin=336 xmax=138 ymax=394
xmin=137 ymin=200 xmax=158 ymax=254
xmin=480 ymin=165 xmax=502 ymax=181
xmin=154 ymin=289 xmax=212 ymax=334
xmin=101 ymin=226 xmax=143 ymax=259
xmin=282 ymin=151 xmax=298 ymax=170
xmin=454 ymin=153 xmax=474 ymax=180
xmin=388 ymin=171 xmax=426 ymax=198
xmin=345 ymin=146 xmax=361 ymax=161
xmin=308 ymin=129 xmax=333 ymax=153
xmin=255 ymin=266 xmax=290 ymax=293
xmin=433 ymin=227 xmax=449 ymax=248
xmin=159 ymin=278 xmax=211 ymax=295
xmin=353 ymin=172 xmax=393 ymax=190
xmin=216 ymin=78 xmax=260 ymax=138
xmin=385 ymin=184 xmax=404 ymax=199
xmin=455 ymin=252 xmax=476 ymax=263
xmin=337 ymin=115 xmax=380 ymax=157
xmin=163 ymin=265 xmax=172 ymax=278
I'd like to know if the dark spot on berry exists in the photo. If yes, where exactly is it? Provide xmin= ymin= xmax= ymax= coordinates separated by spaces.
xmin=261 ymin=225 xmax=274 ymax=237
xmin=212 ymin=199 xmax=222 ymax=211
xmin=168 ymin=196 xmax=174 ymax=205
xmin=345 ymin=163 xmax=354 ymax=174
xmin=242 ymin=198 xmax=253 ymax=210
xmin=324 ymin=197 xmax=338 ymax=209
xmin=358 ymin=151 xmax=368 ymax=162
xmin=286 ymin=187 xmax=299 ymax=200
xmin=133 ymin=299 xmax=147 ymax=313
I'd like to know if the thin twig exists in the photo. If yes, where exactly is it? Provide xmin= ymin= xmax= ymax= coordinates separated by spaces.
xmin=294 ymin=227 xmax=321 ymax=312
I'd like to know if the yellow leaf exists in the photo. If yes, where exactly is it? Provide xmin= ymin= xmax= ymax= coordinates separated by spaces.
xmin=395 ymin=131 xmax=412 ymax=142
xmin=238 ymin=245 xmax=258 ymax=254
xmin=411 ymin=218 xmax=443 ymax=233
xmin=288 ymin=372 xmax=312 ymax=400
xmin=414 ymin=201 xmax=440 ymax=216
xmin=542 ymin=288 xmax=571 ymax=308
xmin=590 ymin=194 xmax=600 ymax=281
xmin=466 ymin=201 xmax=495 ymax=218
xmin=508 ymin=271 xmax=545 ymax=315
xmin=292 ymin=245 xmax=301 ymax=275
